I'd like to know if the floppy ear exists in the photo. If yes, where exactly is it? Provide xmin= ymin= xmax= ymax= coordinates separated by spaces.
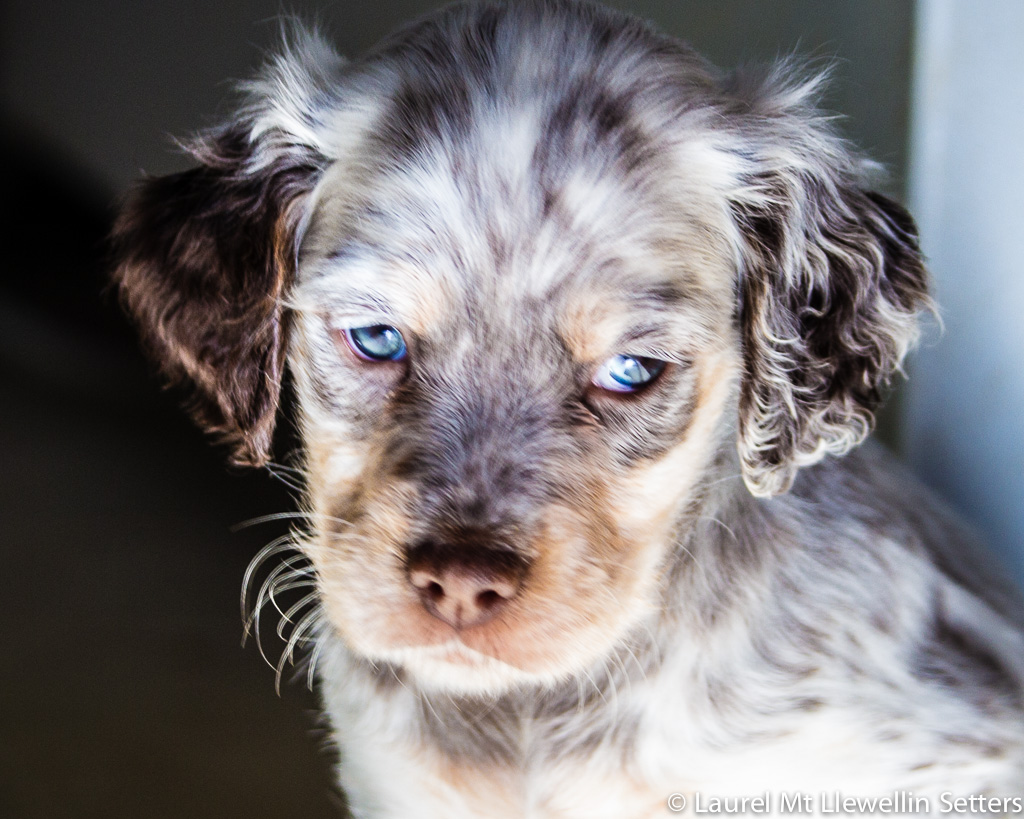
xmin=725 ymin=66 xmax=931 ymax=497
xmin=112 ymin=29 xmax=341 ymax=466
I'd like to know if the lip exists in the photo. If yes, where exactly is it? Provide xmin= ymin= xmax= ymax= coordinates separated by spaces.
xmin=424 ymin=641 xmax=495 ymax=667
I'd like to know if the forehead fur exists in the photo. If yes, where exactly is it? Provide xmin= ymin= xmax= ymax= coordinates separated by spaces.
xmin=294 ymin=1 xmax=742 ymax=338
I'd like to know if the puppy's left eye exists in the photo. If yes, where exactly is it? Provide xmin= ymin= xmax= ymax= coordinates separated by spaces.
xmin=592 ymin=354 xmax=667 ymax=393
xmin=344 ymin=325 xmax=408 ymax=361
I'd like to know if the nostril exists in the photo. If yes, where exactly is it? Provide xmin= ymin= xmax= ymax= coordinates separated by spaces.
xmin=423 ymin=579 xmax=445 ymax=602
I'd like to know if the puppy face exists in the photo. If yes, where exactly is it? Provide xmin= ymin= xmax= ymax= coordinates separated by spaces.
xmin=112 ymin=2 xmax=929 ymax=696
xmin=288 ymin=110 xmax=743 ymax=690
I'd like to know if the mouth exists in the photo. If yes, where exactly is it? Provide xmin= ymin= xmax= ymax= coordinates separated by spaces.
xmin=377 ymin=639 xmax=550 ymax=695
xmin=421 ymin=640 xmax=499 ymax=667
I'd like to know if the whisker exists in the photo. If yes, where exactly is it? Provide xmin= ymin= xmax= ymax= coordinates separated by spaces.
xmin=276 ymin=608 xmax=325 ymax=694
xmin=276 ymin=591 xmax=320 ymax=640
xmin=247 ymin=548 xmax=315 ymax=672
xmin=268 ymin=576 xmax=317 ymax=616
xmin=233 ymin=510 xmax=357 ymax=533
xmin=266 ymin=459 xmax=306 ymax=476
xmin=577 ymin=666 xmax=607 ymax=707
xmin=264 ymin=461 xmax=306 ymax=493
xmin=241 ymin=533 xmax=303 ymax=625
xmin=574 ymin=671 xmax=587 ymax=716
xmin=241 ymin=530 xmax=328 ymax=689
xmin=699 ymin=514 xmax=738 ymax=542
xmin=701 ymin=471 xmax=745 ymax=490
xmin=232 ymin=512 xmax=314 ymax=532
xmin=305 ymin=619 xmax=330 ymax=689
xmin=261 ymin=553 xmax=314 ymax=621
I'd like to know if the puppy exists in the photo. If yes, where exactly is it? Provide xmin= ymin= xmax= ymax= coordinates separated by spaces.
xmin=113 ymin=1 xmax=1024 ymax=815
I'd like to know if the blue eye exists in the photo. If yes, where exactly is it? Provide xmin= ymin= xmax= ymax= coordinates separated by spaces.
xmin=344 ymin=325 xmax=408 ymax=362
xmin=593 ymin=354 xmax=666 ymax=393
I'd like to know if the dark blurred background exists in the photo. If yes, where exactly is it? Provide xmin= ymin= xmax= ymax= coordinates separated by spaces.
xmin=1 ymin=1 xmax=1020 ymax=817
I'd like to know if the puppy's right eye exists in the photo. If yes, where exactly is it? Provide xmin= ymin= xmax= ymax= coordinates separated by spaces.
xmin=344 ymin=325 xmax=408 ymax=362
xmin=592 ymin=354 xmax=666 ymax=393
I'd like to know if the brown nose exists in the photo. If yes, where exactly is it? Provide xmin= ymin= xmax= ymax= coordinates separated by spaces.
xmin=406 ymin=540 xmax=526 ymax=630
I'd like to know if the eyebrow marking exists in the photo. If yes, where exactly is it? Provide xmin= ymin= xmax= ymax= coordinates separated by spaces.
xmin=288 ymin=285 xmax=396 ymax=318
xmin=633 ymin=282 xmax=690 ymax=308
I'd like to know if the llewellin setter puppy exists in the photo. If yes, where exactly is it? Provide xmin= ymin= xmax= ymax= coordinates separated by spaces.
xmin=113 ymin=1 xmax=1024 ymax=815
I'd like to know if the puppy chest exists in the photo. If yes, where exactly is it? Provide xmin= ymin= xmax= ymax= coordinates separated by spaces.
xmin=408 ymin=753 xmax=675 ymax=819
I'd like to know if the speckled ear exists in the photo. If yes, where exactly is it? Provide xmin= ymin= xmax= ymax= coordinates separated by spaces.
xmin=724 ymin=66 xmax=931 ymax=497
xmin=112 ymin=27 xmax=341 ymax=465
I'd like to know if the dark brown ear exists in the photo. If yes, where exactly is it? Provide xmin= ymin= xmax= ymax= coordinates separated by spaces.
xmin=724 ymin=66 xmax=932 ymax=496
xmin=113 ymin=128 xmax=320 ymax=465
xmin=111 ymin=28 xmax=340 ymax=465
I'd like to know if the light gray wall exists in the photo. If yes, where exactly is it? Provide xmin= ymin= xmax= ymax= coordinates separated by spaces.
xmin=905 ymin=0 xmax=1024 ymax=586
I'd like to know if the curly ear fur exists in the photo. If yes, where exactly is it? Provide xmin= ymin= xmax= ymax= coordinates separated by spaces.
xmin=725 ymin=65 xmax=932 ymax=497
xmin=112 ymin=28 xmax=341 ymax=465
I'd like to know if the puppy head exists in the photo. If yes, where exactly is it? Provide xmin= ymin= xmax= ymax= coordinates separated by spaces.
xmin=114 ymin=2 xmax=928 ymax=694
